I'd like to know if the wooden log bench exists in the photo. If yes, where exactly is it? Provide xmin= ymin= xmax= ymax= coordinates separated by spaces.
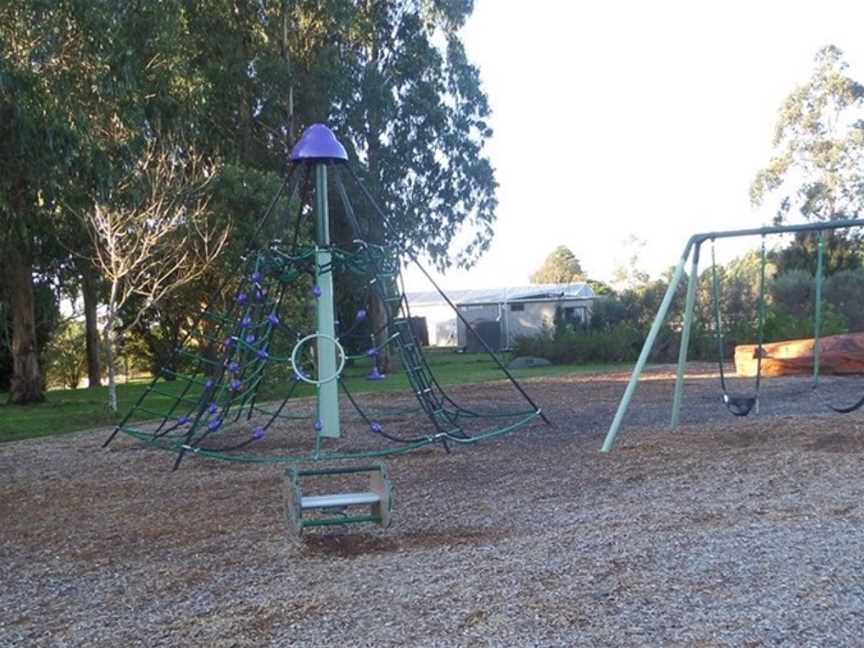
xmin=735 ymin=332 xmax=864 ymax=377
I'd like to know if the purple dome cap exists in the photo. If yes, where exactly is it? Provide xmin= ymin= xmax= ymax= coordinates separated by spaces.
xmin=290 ymin=124 xmax=348 ymax=162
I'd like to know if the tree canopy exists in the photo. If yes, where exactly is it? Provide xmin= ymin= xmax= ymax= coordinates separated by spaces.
xmin=0 ymin=0 xmax=497 ymax=401
xmin=530 ymin=246 xmax=585 ymax=284
xmin=752 ymin=45 xmax=864 ymax=223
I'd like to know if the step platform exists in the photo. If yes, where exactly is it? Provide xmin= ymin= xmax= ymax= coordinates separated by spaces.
xmin=284 ymin=463 xmax=393 ymax=538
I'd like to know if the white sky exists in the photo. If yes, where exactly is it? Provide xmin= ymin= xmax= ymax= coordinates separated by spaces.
xmin=402 ymin=0 xmax=864 ymax=292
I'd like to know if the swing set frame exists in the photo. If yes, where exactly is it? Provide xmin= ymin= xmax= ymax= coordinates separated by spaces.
xmin=601 ymin=217 xmax=864 ymax=453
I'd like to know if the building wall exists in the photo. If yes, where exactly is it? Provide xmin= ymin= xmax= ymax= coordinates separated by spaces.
xmin=406 ymin=304 xmax=458 ymax=346
xmin=455 ymin=304 xmax=502 ymax=348
xmin=456 ymin=299 xmax=593 ymax=349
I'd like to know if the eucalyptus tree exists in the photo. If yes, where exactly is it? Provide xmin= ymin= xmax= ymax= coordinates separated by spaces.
xmin=752 ymin=45 xmax=864 ymax=274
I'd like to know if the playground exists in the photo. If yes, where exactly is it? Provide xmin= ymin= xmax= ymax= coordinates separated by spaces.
xmin=4 ymin=364 xmax=864 ymax=646
xmin=5 ymin=6 xmax=864 ymax=644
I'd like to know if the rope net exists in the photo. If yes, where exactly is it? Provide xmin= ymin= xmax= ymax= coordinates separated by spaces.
xmin=107 ymin=163 xmax=545 ymax=467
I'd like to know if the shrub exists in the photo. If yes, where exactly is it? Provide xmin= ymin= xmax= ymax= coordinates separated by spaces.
xmin=512 ymin=322 xmax=645 ymax=365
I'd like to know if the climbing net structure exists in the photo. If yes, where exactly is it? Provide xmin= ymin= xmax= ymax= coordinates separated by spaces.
xmin=105 ymin=124 xmax=547 ymax=469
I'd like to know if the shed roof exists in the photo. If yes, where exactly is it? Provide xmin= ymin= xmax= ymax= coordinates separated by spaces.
xmin=407 ymin=282 xmax=594 ymax=307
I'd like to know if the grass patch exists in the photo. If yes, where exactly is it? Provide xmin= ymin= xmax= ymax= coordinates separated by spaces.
xmin=0 ymin=351 xmax=623 ymax=443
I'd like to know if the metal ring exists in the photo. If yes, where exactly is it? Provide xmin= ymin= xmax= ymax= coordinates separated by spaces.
xmin=290 ymin=333 xmax=346 ymax=386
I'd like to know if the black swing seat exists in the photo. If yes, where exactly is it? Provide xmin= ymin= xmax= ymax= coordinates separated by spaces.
xmin=723 ymin=393 xmax=757 ymax=417
xmin=813 ymin=387 xmax=864 ymax=415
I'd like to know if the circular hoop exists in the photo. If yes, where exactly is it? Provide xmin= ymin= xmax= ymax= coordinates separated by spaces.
xmin=290 ymin=333 xmax=346 ymax=386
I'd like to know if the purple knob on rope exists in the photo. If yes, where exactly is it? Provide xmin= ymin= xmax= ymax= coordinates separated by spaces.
xmin=312 ymin=285 xmax=322 ymax=299
xmin=240 ymin=316 xmax=252 ymax=328
xmin=230 ymin=378 xmax=242 ymax=392
xmin=367 ymin=347 xmax=379 ymax=357
xmin=370 ymin=421 xmax=382 ymax=434
xmin=245 ymin=334 xmax=256 ymax=344
xmin=313 ymin=420 xmax=323 ymax=433
xmin=228 ymin=361 xmax=240 ymax=373
xmin=207 ymin=419 xmax=221 ymax=432
xmin=250 ymin=271 xmax=262 ymax=283
xmin=207 ymin=402 xmax=218 ymax=414
xmin=236 ymin=292 xmax=248 ymax=305
xmin=256 ymin=349 xmax=269 ymax=361
xmin=252 ymin=427 xmax=265 ymax=441
xmin=356 ymin=308 xmax=367 ymax=321
xmin=177 ymin=415 xmax=191 ymax=426
xmin=267 ymin=313 xmax=280 ymax=326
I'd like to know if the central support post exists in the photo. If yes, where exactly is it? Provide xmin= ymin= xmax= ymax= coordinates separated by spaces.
xmin=314 ymin=163 xmax=341 ymax=438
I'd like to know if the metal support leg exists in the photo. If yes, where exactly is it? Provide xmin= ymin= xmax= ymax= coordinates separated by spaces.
xmin=670 ymin=242 xmax=701 ymax=429
xmin=601 ymin=247 xmax=691 ymax=452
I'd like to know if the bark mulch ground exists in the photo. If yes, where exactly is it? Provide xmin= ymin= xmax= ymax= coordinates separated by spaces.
xmin=3 ymin=364 xmax=864 ymax=646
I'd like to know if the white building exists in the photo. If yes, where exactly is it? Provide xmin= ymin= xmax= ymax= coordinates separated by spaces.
xmin=406 ymin=283 xmax=596 ymax=351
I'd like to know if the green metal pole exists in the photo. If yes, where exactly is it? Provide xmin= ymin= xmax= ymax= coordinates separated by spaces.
xmin=670 ymin=242 xmax=701 ymax=429
xmin=812 ymin=231 xmax=825 ymax=386
xmin=601 ymin=247 xmax=691 ymax=452
xmin=314 ymin=163 xmax=341 ymax=439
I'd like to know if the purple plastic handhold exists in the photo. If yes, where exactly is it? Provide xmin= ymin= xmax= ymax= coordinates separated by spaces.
xmin=177 ymin=415 xmax=191 ymax=426
xmin=245 ymin=334 xmax=256 ymax=344
xmin=208 ymin=419 xmax=221 ymax=432
xmin=207 ymin=402 xmax=218 ymax=414
xmin=236 ymin=292 xmax=248 ymax=305
xmin=230 ymin=378 xmax=242 ymax=392
xmin=256 ymin=349 xmax=270 ymax=361
xmin=289 ymin=123 xmax=349 ymax=162
xmin=370 ymin=421 xmax=382 ymax=434
xmin=367 ymin=367 xmax=385 ymax=381
xmin=252 ymin=427 xmax=265 ymax=440
xmin=356 ymin=308 xmax=367 ymax=321
xmin=312 ymin=285 xmax=322 ymax=299
xmin=313 ymin=420 xmax=323 ymax=432
xmin=228 ymin=361 xmax=240 ymax=373
xmin=267 ymin=313 xmax=280 ymax=326
xmin=367 ymin=347 xmax=379 ymax=357
xmin=240 ymin=316 xmax=252 ymax=328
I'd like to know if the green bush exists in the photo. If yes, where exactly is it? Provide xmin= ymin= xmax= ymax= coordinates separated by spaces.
xmin=512 ymin=322 xmax=645 ymax=365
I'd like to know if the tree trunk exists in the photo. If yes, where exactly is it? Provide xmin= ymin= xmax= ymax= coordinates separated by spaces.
xmin=81 ymin=267 xmax=101 ymax=389
xmin=366 ymin=104 xmax=393 ymax=371
xmin=281 ymin=0 xmax=295 ymax=145
xmin=7 ymin=243 xmax=44 ymax=404
xmin=104 ymin=293 xmax=118 ymax=413
xmin=367 ymin=217 xmax=393 ymax=373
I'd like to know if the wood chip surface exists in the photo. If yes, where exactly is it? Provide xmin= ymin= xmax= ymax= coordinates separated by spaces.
xmin=3 ymin=364 xmax=864 ymax=646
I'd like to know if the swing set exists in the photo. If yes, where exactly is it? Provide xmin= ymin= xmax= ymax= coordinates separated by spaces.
xmin=602 ymin=218 xmax=864 ymax=452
